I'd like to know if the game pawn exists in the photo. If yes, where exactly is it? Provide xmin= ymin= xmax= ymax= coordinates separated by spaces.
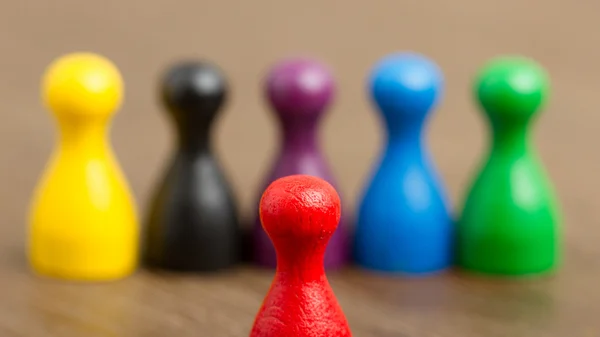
xmin=28 ymin=52 xmax=139 ymax=281
xmin=251 ymin=58 xmax=349 ymax=269
xmin=143 ymin=60 xmax=241 ymax=272
xmin=250 ymin=174 xmax=352 ymax=337
xmin=354 ymin=52 xmax=454 ymax=275
xmin=456 ymin=56 xmax=562 ymax=276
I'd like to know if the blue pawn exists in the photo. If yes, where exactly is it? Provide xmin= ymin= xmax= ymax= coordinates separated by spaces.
xmin=354 ymin=52 xmax=454 ymax=275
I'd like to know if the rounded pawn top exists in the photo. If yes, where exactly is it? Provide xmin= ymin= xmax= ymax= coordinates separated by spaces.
xmin=369 ymin=52 xmax=443 ymax=123
xmin=259 ymin=175 xmax=341 ymax=241
xmin=161 ymin=60 xmax=227 ymax=123
xmin=43 ymin=52 xmax=123 ymax=118
xmin=265 ymin=58 xmax=334 ymax=119
xmin=475 ymin=56 xmax=549 ymax=123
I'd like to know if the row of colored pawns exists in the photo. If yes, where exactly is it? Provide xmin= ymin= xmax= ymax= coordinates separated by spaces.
xmin=27 ymin=51 xmax=561 ymax=282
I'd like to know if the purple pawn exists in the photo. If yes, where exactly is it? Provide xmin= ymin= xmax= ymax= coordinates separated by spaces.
xmin=252 ymin=57 xmax=350 ymax=269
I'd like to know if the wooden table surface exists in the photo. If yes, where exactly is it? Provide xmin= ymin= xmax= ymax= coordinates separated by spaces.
xmin=1 ymin=240 xmax=598 ymax=337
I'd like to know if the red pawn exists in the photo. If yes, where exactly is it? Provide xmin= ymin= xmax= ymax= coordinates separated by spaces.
xmin=250 ymin=174 xmax=352 ymax=337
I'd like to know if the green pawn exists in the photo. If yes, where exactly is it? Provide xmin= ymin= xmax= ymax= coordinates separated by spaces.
xmin=456 ymin=56 xmax=562 ymax=277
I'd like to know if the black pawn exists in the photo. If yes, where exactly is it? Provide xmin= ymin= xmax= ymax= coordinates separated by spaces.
xmin=144 ymin=60 xmax=240 ymax=272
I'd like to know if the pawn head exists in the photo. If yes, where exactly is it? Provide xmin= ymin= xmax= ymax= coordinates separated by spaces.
xmin=259 ymin=175 xmax=341 ymax=243
xmin=475 ymin=56 xmax=549 ymax=124
xmin=43 ymin=53 xmax=123 ymax=119
xmin=265 ymin=58 xmax=334 ymax=120
xmin=369 ymin=52 xmax=443 ymax=125
xmin=161 ymin=60 xmax=227 ymax=125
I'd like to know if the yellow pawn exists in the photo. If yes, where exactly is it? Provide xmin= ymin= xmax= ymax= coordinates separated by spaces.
xmin=28 ymin=52 xmax=139 ymax=281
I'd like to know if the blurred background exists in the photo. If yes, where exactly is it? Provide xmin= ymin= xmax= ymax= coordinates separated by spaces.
xmin=0 ymin=0 xmax=597 ymax=272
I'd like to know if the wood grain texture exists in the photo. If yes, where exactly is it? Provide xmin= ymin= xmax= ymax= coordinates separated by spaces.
xmin=0 ymin=0 xmax=599 ymax=335
xmin=0 ymin=254 xmax=598 ymax=336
